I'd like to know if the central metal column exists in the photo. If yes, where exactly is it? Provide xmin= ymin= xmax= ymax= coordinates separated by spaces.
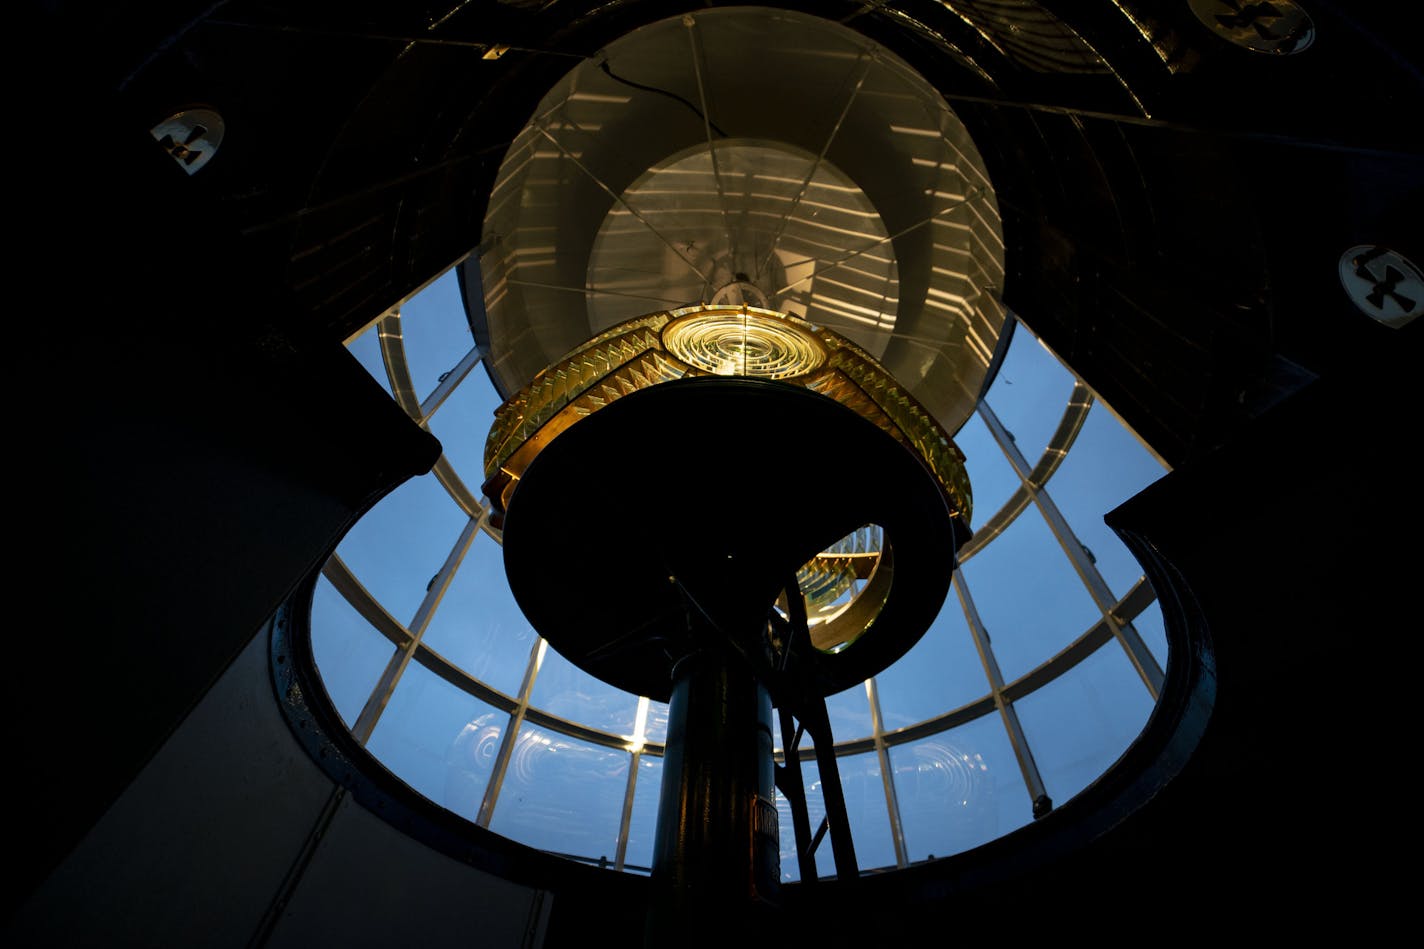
xmin=645 ymin=645 xmax=779 ymax=945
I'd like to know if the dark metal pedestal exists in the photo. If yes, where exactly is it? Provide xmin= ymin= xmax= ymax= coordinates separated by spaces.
xmin=496 ymin=378 xmax=966 ymax=940
xmin=645 ymin=646 xmax=778 ymax=946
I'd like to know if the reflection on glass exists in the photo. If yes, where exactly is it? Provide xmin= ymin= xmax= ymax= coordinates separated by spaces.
xmin=958 ymin=504 xmax=1101 ymax=683
xmin=529 ymin=645 xmax=640 ymax=737
xmin=794 ymin=755 xmax=830 ymax=882
xmin=366 ymin=661 xmax=506 ymax=824
xmin=623 ymin=755 xmax=664 ymax=873
xmin=310 ymin=577 xmax=398 ymax=728
xmin=983 ymin=327 xmax=1075 ymax=467
xmin=336 ymin=473 xmax=466 ymax=625
xmin=874 ymin=592 xmax=988 ymax=730
xmin=956 ymin=411 xmax=1020 ymax=532
xmin=1046 ymin=403 xmax=1168 ymax=599
xmin=834 ymin=752 xmax=897 ymax=872
xmin=398 ymin=268 xmax=479 ymax=402
xmin=891 ymin=714 xmax=1031 ymax=861
xmin=420 ymin=532 xmax=537 ymax=698
xmin=489 ymin=724 xmax=630 ymax=862
xmin=642 ymin=700 xmax=670 ymax=746
xmin=1013 ymin=643 xmax=1155 ymax=805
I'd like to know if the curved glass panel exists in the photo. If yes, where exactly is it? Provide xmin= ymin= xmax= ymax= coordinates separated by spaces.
xmin=335 ymin=473 xmax=465 ymax=625
xmin=873 ymin=591 xmax=987 ymax=730
xmin=310 ymin=576 xmax=397 ymax=728
xmin=834 ymin=752 xmax=898 ymax=872
xmin=528 ymin=647 xmax=640 ymax=738
xmin=366 ymin=661 xmax=506 ymax=825
xmin=824 ymin=684 xmax=873 ymax=743
xmin=623 ymin=755 xmax=664 ymax=873
xmin=400 ymin=268 xmax=479 ymax=402
xmin=891 ymin=716 xmax=1032 ymax=861
xmin=955 ymin=411 xmax=1020 ymax=533
xmin=487 ymin=724 xmax=630 ymax=862
xmin=419 ymin=531 xmax=537 ymax=699
xmin=1131 ymin=600 xmax=1170 ymax=670
xmin=982 ymin=331 xmax=1076 ymax=466
xmin=346 ymin=323 xmax=392 ymax=394
xmin=1046 ymin=403 xmax=1168 ymax=598
xmin=643 ymin=701 xmax=670 ymax=747
xmin=957 ymin=504 xmax=1102 ymax=683
xmin=1013 ymin=643 xmax=1157 ymax=804
xmin=424 ymin=362 xmax=504 ymax=488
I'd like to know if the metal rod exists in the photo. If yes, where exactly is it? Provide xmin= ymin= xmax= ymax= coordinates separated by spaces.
xmin=477 ymin=638 xmax=547 ymax=827
xmin=955 ymin=571 xmax=1052 ymax=815
xmin=320 ymin=555 xmax=407 ymax=647
xmin=531 ymin=120 xmax=708 ymax=287
xmin=684 ymin=13 xmax=731 ymax=300
xmin=773 ymin=190 xmax=982 ymax=295
xmin=417 ymin=344 xmax=483 ymax=423
xmin=377 ymin=310 xmax=422 ymax=417
xmin=865 ymin=676 xmax=908 ymax=867
xmin=803 ymin=699 xmax=858 ymax=880
xmin=350 ymin=516 xmax=481 ymax=744
xmin=806 ymin=815 xmax=830 ymax=858
xmin=755 ymin=50 xmax=872 ymax=283
xmin=503 ymin=277 xmax=691 ymax=307
xmin=614 ymin=750 xmax=641 ymax=871
xmin=776 ymin=705 xmax=819 ymax=884
xmin=977 ymin=397 xmax=1164 ymax=698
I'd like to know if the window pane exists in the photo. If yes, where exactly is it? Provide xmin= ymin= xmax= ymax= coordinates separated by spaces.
xmin=420 ymin=531 xmax=537 ymax=698
xmin=643 ymin=700 xmax=670 ymax=746
xmin=874 ymin=590 xmax=988 ymax=730
xmin=1014 ymin=642 xmax=1156 ymax=806
xmin=781 ymin=746 xmax=894 ymax=880
xmin=345 ymin=323 xmax=391 ymax=394
xmin=424 ymin=362 xmax=504 ymax=493
xmin=489 ymin=724 xmax=630 ymax=862
xmin=399 ymin=267 xmax=479 ymax=403
xmin=955 ymin=410 xmax=1020 ymax=532
xmin=1044 ymin=403 xmax=1168 ymax=599
xmin=309 ymin=576 xmax=397 ymax=728
xmin=529 ymin=646 xmax=640 ymax=737
xmin=366 ymin=660 xmax=506 ymax=825
xmin=336 ymin=473 xmax=466 ymax=626
xmin=825 ymin=682 xmax=872 ymax=742
xmin=622 ymin=754 xmax=664 ymax=873
xmin=892 ymin=714 xmax=1032 ymax=861
xmin=801 ymin=756 xmax=833 ymax=881
xmin=1130 ymin=598 xmax=1169 ymax=670
xmin=958 ymin=504 xmax=1102 ymax=683
xmin=983 ymin=324 xmax=1075 ymax=468
xmin=834 ymin=752 xmax=897 ymax=872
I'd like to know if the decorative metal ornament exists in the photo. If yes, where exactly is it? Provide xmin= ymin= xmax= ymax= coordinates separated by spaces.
xmin=1338 ymin=245 xmax=1423 ymax=328
xmin=150 ymin=108 xmax=225 ymax=174
xmin=1188 ymin=0 xmax=1315 ymax=54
